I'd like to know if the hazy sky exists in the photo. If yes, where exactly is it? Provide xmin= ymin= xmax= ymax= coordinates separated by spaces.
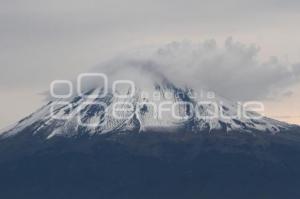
xmin=1 ymin=0 xmax=300 ymax=129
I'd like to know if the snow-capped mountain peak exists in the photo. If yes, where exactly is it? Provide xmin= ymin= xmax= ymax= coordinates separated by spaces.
xmin=0 ymin=63 xmax=295 ymax=139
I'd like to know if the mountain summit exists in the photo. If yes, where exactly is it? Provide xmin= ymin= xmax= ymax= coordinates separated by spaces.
xmin=0 ymin=61 xmax=295 ymax=139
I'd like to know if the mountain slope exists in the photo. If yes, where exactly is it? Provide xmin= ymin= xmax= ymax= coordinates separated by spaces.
xmin=1 ymin=63 xmax=300 ymax=199
xmin=1 ymin=130 xmax=300 ymax=199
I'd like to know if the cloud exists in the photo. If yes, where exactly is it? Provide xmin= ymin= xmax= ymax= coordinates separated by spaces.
xmin=89 ymin=38 xmax=300 ymax=101
xmin=1 ymin=0 xmax=300 ymax=90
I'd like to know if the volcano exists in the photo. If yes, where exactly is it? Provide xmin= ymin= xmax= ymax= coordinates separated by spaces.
xmin=1 ymin=61 xmax=300 ymax=199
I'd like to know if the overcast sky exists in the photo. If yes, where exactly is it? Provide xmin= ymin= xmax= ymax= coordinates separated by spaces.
xmin=1 ymin=0 xmax=300 ymax=129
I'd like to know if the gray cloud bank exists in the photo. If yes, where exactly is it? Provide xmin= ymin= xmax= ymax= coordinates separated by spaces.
xmin=89 ymin=38 xmax=300 ymax=101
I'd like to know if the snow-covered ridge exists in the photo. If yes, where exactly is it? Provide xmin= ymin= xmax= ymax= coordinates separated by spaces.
xmin=0 ymin=65 xmax=295 ymax=139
